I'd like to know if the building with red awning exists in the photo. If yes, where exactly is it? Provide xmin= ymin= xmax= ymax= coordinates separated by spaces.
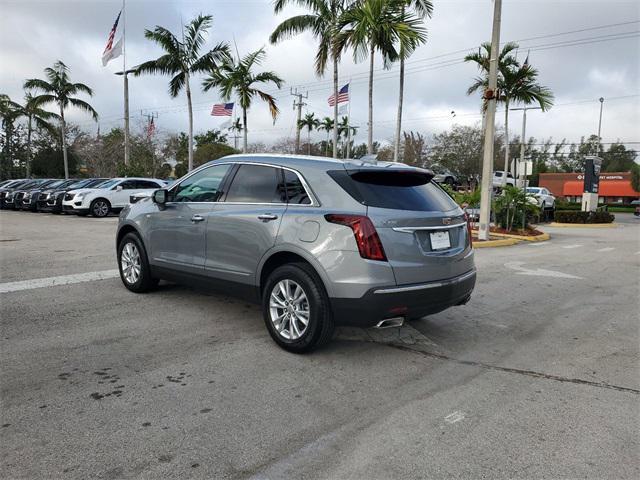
xmin=539 ymin=172 xmax=639 ymax=204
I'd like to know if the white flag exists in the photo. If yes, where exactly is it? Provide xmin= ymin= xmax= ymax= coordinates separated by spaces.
xmin=102 ymin=37 xmax=123 ymax=66
xmin=338 ymin=103 xmax=349 ymax=115
xmin=219 ymin=119 xmax=232 ymax=130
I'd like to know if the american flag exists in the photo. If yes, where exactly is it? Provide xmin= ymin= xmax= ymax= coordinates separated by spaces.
xmin=211 ymin=103 xmax=234 ymax=116
xmin=328 ymin=83 xmax=349 ymax=106
xmin=102 ymin=10 xmax=122 ymax=66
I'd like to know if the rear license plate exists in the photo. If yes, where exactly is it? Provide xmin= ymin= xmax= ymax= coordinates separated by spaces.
xmin=430 ymin=231 xmax=451 ymax=250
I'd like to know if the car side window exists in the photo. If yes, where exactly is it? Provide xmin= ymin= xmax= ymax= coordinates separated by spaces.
xmin=173 ymin=164 xmax=231 ymax=203
xmin=137 ymin=180 xmax=160 ymax=189
xmin=283 ymin=169 xmax=311 ymax=205
xmin=225 ymin=164 xmax=286 ymax=204
xmin=119 ymin=180 xmax=138 ymax=190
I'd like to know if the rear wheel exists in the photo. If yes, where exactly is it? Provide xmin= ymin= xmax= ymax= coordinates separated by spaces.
xmin=117 ymin=233 xmax=158 ymax=293
xmin=91 ymin=198 xmax=110 ymax=217
xmin=262 ymin=263 xmax=334 ymax=353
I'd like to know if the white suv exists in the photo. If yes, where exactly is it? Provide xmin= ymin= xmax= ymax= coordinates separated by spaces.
xmin=62 ymin=177 xmax=166 ymax=217
xmin=526 ymin=187 xmax=556 ymax=210
xmin=492 ymin=171 xmax=515 ymax=188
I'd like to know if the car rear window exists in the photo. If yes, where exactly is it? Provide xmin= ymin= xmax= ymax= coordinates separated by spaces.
xmin=328 ymin=169 xmax=459 ymax=212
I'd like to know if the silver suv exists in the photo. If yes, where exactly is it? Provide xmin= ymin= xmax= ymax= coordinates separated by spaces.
xmin=116 ymin=155 xmax=476 ymax=352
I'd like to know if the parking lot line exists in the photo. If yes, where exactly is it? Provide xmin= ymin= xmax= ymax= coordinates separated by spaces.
xmin=596 ymin=247 xmax=615 ymax=252
xmin=562 ymin=244 xmax=584 ymax=249
xmin=0 ymin=270 xmax=119 ymax=294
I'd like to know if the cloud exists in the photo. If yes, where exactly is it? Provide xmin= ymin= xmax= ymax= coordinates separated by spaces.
xmin=1 ymin=0 xmax=638 ymax=150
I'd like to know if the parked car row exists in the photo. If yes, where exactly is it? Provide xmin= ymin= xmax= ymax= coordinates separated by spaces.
xmin=0 ymin=177 xmax=168 ymax=217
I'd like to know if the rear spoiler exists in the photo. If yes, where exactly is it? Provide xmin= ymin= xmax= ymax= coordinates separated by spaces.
xmin=344 ymin=167 xmax=435 ymax=186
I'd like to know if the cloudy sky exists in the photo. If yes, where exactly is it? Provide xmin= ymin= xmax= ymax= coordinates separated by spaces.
xmin=1 ymin=0 xmax=638 ymax=151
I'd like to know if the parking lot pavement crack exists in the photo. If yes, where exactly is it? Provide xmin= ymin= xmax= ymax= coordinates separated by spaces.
xmin=385 ymin=343 xmax=640 ymax=395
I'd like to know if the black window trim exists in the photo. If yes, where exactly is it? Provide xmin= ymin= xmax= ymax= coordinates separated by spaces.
xmin=168 ymin=161 xmax=319 ymax=206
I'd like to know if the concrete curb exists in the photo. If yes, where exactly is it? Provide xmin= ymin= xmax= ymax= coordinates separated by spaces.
xmin=488 ymin=231 xmax=551 ymax=242
xmin=548 ymin=222 xmax=617 ymax=228
xmin=472 ymin=237 xmax=521 ymax=248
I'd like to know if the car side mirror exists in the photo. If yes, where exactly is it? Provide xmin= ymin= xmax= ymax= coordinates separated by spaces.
xmin=116 ymin=185 xmax=123 ymax=192
xmin=153 ymin=189 xmax=167 ymax=205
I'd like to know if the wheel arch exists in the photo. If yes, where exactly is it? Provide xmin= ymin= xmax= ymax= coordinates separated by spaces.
xmin=116 ymin=223 xmax=143 ymax=248
xmin=257 ymin=246 xmax=333 ymax=298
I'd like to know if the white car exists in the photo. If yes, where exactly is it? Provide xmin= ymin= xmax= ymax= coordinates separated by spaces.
xmin=62 ymin=177 xmax=166 ymax=217
xmin=526 ymin=187 xmax=556 ymax=209
xmin=492 ymin=171 xmax=515 ymax=188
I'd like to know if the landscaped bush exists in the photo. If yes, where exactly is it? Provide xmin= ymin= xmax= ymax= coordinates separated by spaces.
xmin=554 ymin=210 xmax=615 ymax=224
xmin=556 ymin=200 xmax=581 ymax=210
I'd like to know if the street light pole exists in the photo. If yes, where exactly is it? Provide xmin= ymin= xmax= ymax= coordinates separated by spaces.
xmin=115 ymin=68 xmax=137 ymax=167
xmin=597 ymin=96 xmax=604 ymax=141
xmin=478 ymin=0 xmax=502 ymax=241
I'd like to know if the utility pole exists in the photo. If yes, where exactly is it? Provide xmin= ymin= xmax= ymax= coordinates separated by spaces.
xmin=511 ymin=106 xmax=541 ymax=187
xmin=478 ymin=0 xmax=502 ymax=241
xmin=291 ymin=87 xmax=307 ymax=154
xmin=115 ymin=68 xmax=136 ymax=166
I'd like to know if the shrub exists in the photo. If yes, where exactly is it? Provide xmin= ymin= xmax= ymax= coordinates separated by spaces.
xmin=554 ymin=210 xmax=615 ymax=224
xmin=494 ymin=186 xmax=540 ymax=231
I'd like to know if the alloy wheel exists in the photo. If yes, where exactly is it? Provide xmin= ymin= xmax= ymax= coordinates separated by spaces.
xmin=120 ymin=242 xmax=141 ymax=285
xmin=94 ymin=201 xmax=109 ymax=217
xmin=269 ymin=279 xmax=310 ymax=340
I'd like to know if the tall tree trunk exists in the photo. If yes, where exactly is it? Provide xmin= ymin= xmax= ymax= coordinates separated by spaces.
xmin=26 ymin=115 xmax=33 ymax=177
xmin=60 ymin=105 xmax=69 ymax=180
xmin=185 ymin=73 xmax=194 ymax=171
xmin=307 ymin=128 xmax=311 ymax=155
xmin=367 ymin=43 xmax=375 ymax=155
xmin=325 ymin=131 xmax=329 ymax=156
xmin=503 ymin=99 xmax=510 ymax=185
xmin=242 ymin=107 xmax=248 ymax=152
xmin=332 ymin=57 xmax=338 ymax=159
xmin=394 ymin=8 xmax=406 ymax=163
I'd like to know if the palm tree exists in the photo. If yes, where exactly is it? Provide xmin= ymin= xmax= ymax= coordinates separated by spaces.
xmin=337 ymin=115 xmax=357 ymax=158
xmin=298 ymin=113 xmax=320 ymax=155
xmin=465 ymin=44 xmax=553 ymax=181
xmin=202 ymin=48 xmax=283 ymax=152
xmin=0 ymin=94 xmax=22 ymax=176
xmin=24 ymin=61 xmax=98 ymax=179
xmin=21 ymin=92 xmax=60 ymax=177
xmin=337 ymin=0 xmax=426 ymax=154
xmin=270 ymin=0 xmax=352 ymax=159
xmin=135 ymin=14 xmax=229 ymax=172
xmin=318 ymin=116 xmax=335 ymax=156
xmin=394 ymin=0 xmax=432 ymax=162
xmin=228 ymin=118 xmax=243 ymax=150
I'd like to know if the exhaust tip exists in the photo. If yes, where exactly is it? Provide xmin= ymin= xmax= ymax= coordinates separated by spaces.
xmin=374 ymin=317 xmax=405 ymax=329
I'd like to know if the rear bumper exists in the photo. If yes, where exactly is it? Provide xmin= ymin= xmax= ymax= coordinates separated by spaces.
xmin=331 ymin=269 xmax=476 ymax=327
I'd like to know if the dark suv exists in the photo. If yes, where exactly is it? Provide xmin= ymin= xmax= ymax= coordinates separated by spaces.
xmin=0 ymin=179 xmax=29 ymax=209
xmin=22 ymin=179 xmax=74 ymax=212
xmin=37 ymin=178 xmax=109 ymax=213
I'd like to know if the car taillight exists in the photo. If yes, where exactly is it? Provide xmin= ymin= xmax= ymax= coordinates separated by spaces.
xmin=464 ymin=212 xmax=473 ymax=248
xmin=325 ymin=214 xmax=387 ymax=261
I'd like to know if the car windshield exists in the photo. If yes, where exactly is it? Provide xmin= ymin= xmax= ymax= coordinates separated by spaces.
xmin=67 ymin=179 xmax=92 ymax=189
xmin=95 ymin=179 xmax=120 ymax=189
xmin=45 ymin=180 xmax=66 ymax=189
xmin=526 ymin=188 xmax=541 ymax=194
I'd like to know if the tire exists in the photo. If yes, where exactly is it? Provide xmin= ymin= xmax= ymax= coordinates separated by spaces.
xmin=90 ymin=198 xmax=111 ymax=217
xmin=117 ymin=232 xmax=158 ymax=293
xmin=262 ymin=262 xmax=334 ymax=353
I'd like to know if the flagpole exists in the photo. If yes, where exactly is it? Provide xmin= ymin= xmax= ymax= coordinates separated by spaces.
xmin=346 ymin=80 xmax=352 ymax=159
xmin=122 ymin=0 xmax=130 ymax=167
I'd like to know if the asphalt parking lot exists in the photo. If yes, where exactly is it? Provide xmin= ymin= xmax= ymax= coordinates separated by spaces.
xmin=1 ymin=211 xmax=639 ymax=479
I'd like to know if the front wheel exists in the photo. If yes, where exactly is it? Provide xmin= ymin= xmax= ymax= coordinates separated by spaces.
xmin=91 ymin=198 xmax=111 ymax=217
xmin=262 ymin=263 xmax=334 ymax=353
xmin=117 ymin=233 xmax=158 ymax=293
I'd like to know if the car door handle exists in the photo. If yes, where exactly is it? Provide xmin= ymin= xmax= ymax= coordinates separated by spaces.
xmin=191 ymin=214 xmax=205 ymax=223
xmin=258 ymin=214 xmax=278 ymax=222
